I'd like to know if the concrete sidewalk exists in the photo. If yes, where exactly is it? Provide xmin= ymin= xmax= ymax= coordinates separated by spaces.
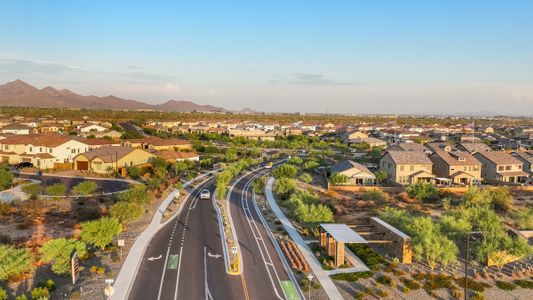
xmin=111 ymin=171 xmax=216 ymax=300
xmin=265 ymin=178 xmax=343 ymax=300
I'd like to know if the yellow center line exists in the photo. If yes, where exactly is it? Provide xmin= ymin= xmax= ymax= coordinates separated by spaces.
xmin=240 ymin=274 xmax=250 ymax=300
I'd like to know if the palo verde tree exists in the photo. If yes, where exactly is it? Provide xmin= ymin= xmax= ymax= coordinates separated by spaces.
xmin=45 ymin=183 xmax=67 ymax=198
xmin=0 ymin=244 xmax=33 ymax=281
xmin=80 ymin=217 xmax=122 ymax=250
xmin=71 ymin=181 xmax=97 ymax=196
xmin=40 ymin=238 xmax=87 ymax=275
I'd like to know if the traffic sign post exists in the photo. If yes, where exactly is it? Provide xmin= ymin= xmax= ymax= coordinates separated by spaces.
xmin=117 ymin=239 xmax=125 ymax=262
xmin=104 ymin=279 xmax=115 ymax=300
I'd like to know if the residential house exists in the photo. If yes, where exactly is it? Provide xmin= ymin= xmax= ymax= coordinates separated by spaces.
xmin=73 ymin=146 xmax=155 ymax=174
xmin=329 ymin=161 xmax=376 ymax=185
xmin=473 ymin=151 xmax=528 ymax=183
xmin=1 ymin=122 xmax=32 ymax=135
xmin=156 ymin=150 xmax=200 ymax=163
xmin=349 ymin=137 xmax=387 ymax=148
xmin=511 ymin=151 xmax=533 ymax=178
xmin=81 ymin=129 xmax=122 ymax=139
xmin=228 ymin=129 xmax=276 ymax=141
xmin=78 ymin=124 xmax=107 ymax=133
xmin=380 ymin=150 xmax=434 ymax=185
xmin=429 ymin=145 xmax=481 ymax=185
xmin=388 ymin=142 xmax=429 ymax=153
xmin=343 ymin=130 xmax=368 ymax=141
xmin=457 ymin=142 xmax=492 ymax=154
xmin=122 ymin=136 xmax=192 ymax=151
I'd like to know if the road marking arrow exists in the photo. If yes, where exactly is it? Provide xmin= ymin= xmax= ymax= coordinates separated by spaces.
xmin=207 ymin=252 xmax=222 ymax=259
xmin=147 ymin=255 xmax=162 ymax=261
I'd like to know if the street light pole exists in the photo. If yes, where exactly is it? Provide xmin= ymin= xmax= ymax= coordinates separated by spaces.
xmin=307 ymin=273 xmax=314 ymax=300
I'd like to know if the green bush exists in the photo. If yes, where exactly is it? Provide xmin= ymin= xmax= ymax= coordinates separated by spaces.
xmin=41 ymin=238 xmax=87 ymax=275
xmin=347 ymin=244 xmax=386 ymax=267
xmin=299 ymin=173 xmax=313 ymax=183
xmin=512 ymin=207 xmax=533 ymax=230
xmin=0 ymin=287 xmax=7 ymax=300
xmin=273 ymin=178 xmax=296 ymax=199
xmin=45 ymin=183 xmax=66 ymax=198
xmin=272 ymin=164 xmax=299 ymax=179
xmin=0 ymin=244 xmax=33 ymax=281
xmin=71 ymin=181 xmax=97 ymax=196
xmin=328 ymin=173 xmax=348 ymax=185
xmin=376 ymin=275 xmax=392 ymax=285
xmin=360 ymin=188 xmax=389 ymax=203
xmin=22 ymin=183 xmax=41 ymax=199
xmin=495 ymin=281 xmax=516 ymax=291
xmin=0 ymin=168 xmax=14 ymax=190
xmin=80 ymin=218 xmax=122 ymax=250
xmin=330 ymin=271 xmax=373 ymax=282
xmin=110 ymin=202 xmax=144 ymax=225
xmin=30 ymin=287 xmax=49 ymax=300
xmin=512 ymin=279 xmax=533 ymax=289
xmin=127 ymin=166 xmax=142 ymax=179
xmin=406 ymin=182 xmax=438 ymax=202
xmin=116 ymin=184 xmax=150 ymax=205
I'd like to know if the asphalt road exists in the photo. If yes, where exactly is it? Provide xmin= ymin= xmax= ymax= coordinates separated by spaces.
xmin=129 ymin=179 xmax=245 ymax=300
xmin=16 ymin=173 xmax=131 ymax=193
xmin=119 ymin=122 xmax=148 ymax=137
xmin=229 ymin=170 xmax=297 ymax=300
xmin=128 ymin=166 xmax=298 ymax=300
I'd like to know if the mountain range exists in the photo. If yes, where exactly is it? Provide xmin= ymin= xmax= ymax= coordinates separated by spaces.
xmin=0 ymin=80 xmax=226 ymax=112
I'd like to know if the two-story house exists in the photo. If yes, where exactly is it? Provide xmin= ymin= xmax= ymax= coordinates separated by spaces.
xmin=379 ymin=150 xmax=435 ymax=185
xmin=429 ymin=145 xmax=482 ymax=185
xmin=511 ymin=151 xmax=533 ymax=180
xmin=473 ymin=151 xmax=528 ymax=183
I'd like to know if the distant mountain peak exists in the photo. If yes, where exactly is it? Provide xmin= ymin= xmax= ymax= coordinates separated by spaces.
xmin=0 ymin=80 xmax=226 ymax=112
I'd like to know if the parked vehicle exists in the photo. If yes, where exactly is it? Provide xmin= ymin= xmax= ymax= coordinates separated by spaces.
xmin=14 ymin=162 xmax=33 ymax=169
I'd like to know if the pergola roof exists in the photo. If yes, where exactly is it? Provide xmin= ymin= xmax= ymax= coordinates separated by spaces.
xmin=320 ymin=224 xmax=368 ymax=243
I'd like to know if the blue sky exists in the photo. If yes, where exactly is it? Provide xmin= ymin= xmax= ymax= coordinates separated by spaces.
xmin=1 ymin=0 xmax=532 ymax=115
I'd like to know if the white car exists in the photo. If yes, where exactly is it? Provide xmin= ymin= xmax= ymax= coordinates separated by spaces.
xmin=200 ymin=189 xmax=211 ymax=200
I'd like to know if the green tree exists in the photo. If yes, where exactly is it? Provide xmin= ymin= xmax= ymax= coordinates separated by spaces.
xmin=127 ymin=166 xmax=142 ymax=179
xmin=116 ymin=184 xmax=150 ymax=205
xmin=302 ymin=160 xmax=320 ymax=171
xmin=272 ymin=164 xmax=299 ymax=179
xmin=71 ymin=181 xmax=97 ymax=196
xmin=512 ymin=207 xmax=533 ymax=230
xmin=40 ymin=238 xmax=87 ymax=275
xmin=45 ymin=183 xmax=66 ymax=198
xmin=0 ymin=244 xmax=33 ymax=281
xmin=80 ymin=218 xmax=122 ymax=250
xmin=329 ymin=173 xmax=348 ymax=185
xmin=0 ymin=168 xmax=14 ymax=190
xmin=273 ymin=178 xmax=296 ymax=199
xmin=22 ymin=183 xmax=41 ymax=200
xmin=110 ymin=202 xmax=144 ymax=225
xmin=225 ymin=147 xmax=238 ymax=162
xmin=374 ymin=171 xmax=388 ymax=183
xmin=407 ymin=182 xmax=438 ymax=202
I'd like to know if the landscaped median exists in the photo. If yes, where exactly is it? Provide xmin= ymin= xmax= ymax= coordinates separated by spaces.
xmin=213 ymin=158 xmax=258 ymax=275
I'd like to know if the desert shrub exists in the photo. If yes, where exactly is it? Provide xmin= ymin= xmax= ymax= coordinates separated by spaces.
xmin=330 ymin=271 xmax=373 ymax=282
xmin=347 ymin=244 xmax=386 ymax=267
xmin=0 ymin=244 xmax=33 ymax=281
xmin=462 ymin=186 xmax=513 ymax=211
xmin=376 ymin=275 xmax=392 ymax=285
xmin=0 ymin=288 xmax=7 ymax=300
xmin=454 ymin=277 xmax=491 ymax=292
xmin=45 ymin=183 xmax=66 ymax=198
xmin=512 ymin=207 xmax=533 ymax=230
xmin=360 ymin=188 xmax=389 ymax=203
xmin=0 ymin=203 xmax=11 ymax=216
xmin=30 ymin=287 xmax=49 ymax=300
xmin=328 ymin=173 xmax=348 ymax=185
xmin=80 ymin=217 xmax=122 ymax=250
xmin=22 ymin=183 xmax=41 ymax=199
xmin=399 ymin=277 xmax=421 ymax=290
xmin=495 ymin=280 xmax=516 ymax=290
xmin=272 ymin=164 xmax=299 ymax=179
xmin=512 ymin=279 xmax=533 ymax=289
xmin=251 ymin=177 xmax=266 ymax=194
xmin=127 ymin=166 xmax=141 ymax=179
xmin=273 ymin=178 xmax=296 ymax=199
xmin=15 ymin=295 xmax=27 ymax=300
xmin=38 ymin=279 xmax=55 ymax=291
xmin=0 ymin=168 xmax=14 ymax=190
xmin=41 ymin=238 xmax=87 ymax=275
xmin=299 ymin=173 xmax=313 ymax=183
xmin=407 ymin=182 xmax=438 ymax=202
xmin=71 ymin=181 xmax=97 ymax=196
xmin=471 ymin=291 xmax=485 ymax=300
xmin=110 ymin=202 xmax=144 ymax=225
xmin=116 ymin=184 xmax=150 ymax=205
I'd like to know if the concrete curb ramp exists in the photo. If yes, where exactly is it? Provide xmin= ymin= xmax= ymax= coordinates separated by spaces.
xmin=265 ymin=177 xmax=344 ymax=300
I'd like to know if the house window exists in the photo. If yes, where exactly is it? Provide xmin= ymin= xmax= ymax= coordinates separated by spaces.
xmin=518 ymin=165 xmax=522 ymax=170
xmin=39 ymin=147 xmax=42 ymax=152
xmin=400 ymin=165 xmax=405 ymax=171
xmin=410 ymin=165 xmax=414 ymax=171
xmin=506 ymin=166 xmax=511 ymax=171
xmin=473 ymin=166 xmax=479 ymax=171
xmin=498 ymin=166 xmax=504 ymax=171
xmin=29 ymin=147 xmax=33 ymax=152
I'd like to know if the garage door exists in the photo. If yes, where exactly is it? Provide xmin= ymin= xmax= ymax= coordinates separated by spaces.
xmin=76 ymin=161 xmax=89 ymax=170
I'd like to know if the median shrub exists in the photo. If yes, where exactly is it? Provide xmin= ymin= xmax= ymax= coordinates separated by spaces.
xmin=406 ymin=182 xmax=438 ymax=202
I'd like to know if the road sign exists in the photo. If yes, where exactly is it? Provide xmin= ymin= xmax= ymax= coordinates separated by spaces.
xmin=117 ymin=239 xmax=125 ymax=247
xmin=71 ymin=251 xmax=80 ymax=285
xmin=231 ymin=247 xmax=238 ymax=254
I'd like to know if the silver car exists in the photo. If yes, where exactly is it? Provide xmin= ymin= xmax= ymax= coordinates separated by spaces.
xmin=200 ymin=189 xmax=211 ymax=200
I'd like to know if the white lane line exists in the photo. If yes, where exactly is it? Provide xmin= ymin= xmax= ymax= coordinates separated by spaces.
xmin=204 ymin=246 xmax=214 ymax=300
xmin=156 ymin=247 xmax=171 ymax=300
xmin=173 ymin=246 xmax=183 ymax=300
xmin=240 ymin=176 xmax=284 ymax=300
